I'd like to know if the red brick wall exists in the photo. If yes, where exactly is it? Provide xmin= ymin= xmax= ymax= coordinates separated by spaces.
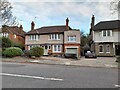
xmin=8 ymin=34 xmax=25 ymax=45
xmin=64 ymin=44 xmax=81 ymax=56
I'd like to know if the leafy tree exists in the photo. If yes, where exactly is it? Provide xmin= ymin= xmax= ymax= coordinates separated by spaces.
xmin=80 ymin=31 xmax=89 ymax=47
xmin=110 ymin=0 xmax=120 ymax=14
xmin=0 ymin=0 xmax=18 ymax=26
xmin=2 ymin=37 xmax=12 ymax=51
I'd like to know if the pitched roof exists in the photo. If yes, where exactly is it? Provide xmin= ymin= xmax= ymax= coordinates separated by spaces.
xmin=26 ymin=25 xmax=72 ymax=35
xmin=93 ymin=20 xmax=120 ymax=30
xmin=2 ymin=25 xmax=26 ymax=37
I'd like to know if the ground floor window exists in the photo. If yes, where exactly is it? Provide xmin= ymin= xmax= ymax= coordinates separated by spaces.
xmin=53 ymin=45 xmax=61 ymax=52
xmin=99 ymin=45 xmax=104 ymax=53
xmin=106 ymin=44 xmax=110 ymax=53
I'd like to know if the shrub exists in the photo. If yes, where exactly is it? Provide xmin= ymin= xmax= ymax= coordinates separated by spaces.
xmin=3 ymin=47 xmax=23 ymax=57
xmin=13 ymin=42 xmax=25 ymax=50
xmin=2 ymin=37 xmax=13 ymax=51
xmin=30 ymin=47 xmax=44 ymax=57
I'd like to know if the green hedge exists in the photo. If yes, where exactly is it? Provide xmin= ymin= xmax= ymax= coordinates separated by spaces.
xmin=30 ymin=47 xmax=44 ymax=57
xmin=3 ymin=47 xmax=23 ymax=57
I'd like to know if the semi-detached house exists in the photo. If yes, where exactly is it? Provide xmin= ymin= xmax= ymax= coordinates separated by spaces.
xmin=25 ymin=18 xmax=81 ymax=58
xmin=92 ymin=20 xmax=120 ymax=56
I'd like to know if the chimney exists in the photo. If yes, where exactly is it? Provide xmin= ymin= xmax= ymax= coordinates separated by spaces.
xmin=89 ymin=15 xmax=95 ymax=35
xmin=91 ymin=14 xmax=95 ymax=29
xmin=31 ymin=21 xmax=35 ymax=30
xmin=66 ymin=17 xmax=69 ymax=30
xmin=19 ymin=25 xmax=23 ymax=34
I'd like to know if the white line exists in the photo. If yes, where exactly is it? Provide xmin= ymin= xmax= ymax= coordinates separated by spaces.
xmin=114 ymin=84 xmax=120 ymax=88
xmin=0 ymin=73 xmax=63 ymax=81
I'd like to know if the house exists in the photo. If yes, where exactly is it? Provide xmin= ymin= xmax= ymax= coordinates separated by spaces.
xmin=91 ymin=20 xmax=120 ymax=56
xmin=25 ymin=18 xmax=81 ymax=58
xmin=1 ymin=25 xmax=26 ymax=49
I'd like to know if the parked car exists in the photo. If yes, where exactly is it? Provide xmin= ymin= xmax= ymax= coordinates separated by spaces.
xmin=85 ymin=51 xmax=97 ymax=58
xmin=64 ymin=53 xmax=77 ymax=59
xmin=116 ymin=55 xmax=120 ymax=63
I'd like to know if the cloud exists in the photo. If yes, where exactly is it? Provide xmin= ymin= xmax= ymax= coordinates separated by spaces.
xmin=8 ymin=0 xmax=118 ymax=33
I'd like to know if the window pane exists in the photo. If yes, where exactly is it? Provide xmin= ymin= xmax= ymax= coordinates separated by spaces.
xmin=58 ymin=45 xmax=60 ymax=51
xmin=55 ymin=34 xmax=57 ymax=39
xmin=107 ymin=30 xmax=110 ymax=36
xmin=106 ymin=45 xmax=110 ymax=52
xmin=103 ymin=31 xmax=106 ymax=36
xmin=99 ymin=46 xmax=103 ymax=52
xmin=54 ymin=45 xmax=57 ymax=51
xmin=58 ymin=34 xmax=60 ymax=39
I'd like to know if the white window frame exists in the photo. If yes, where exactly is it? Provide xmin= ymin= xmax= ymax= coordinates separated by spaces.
xmin=99 ymin=45 xmax=104 ymax=53
xmin=53 ymin=45 xmax=61 ymax=52
xmin=68 ymin=36 xmax=76 ymax=42
xmin=30 ymin=35 xmax=39 ymax=41
xmin=49 ymin=34 xmax=60 ymax=40
xmin=106 ymin=44 xmax=110 ymax=53
xmin=2 ymin=32 xmax=9 ymax=37
xmin=102 ymin=30 xmax=112 ymax=37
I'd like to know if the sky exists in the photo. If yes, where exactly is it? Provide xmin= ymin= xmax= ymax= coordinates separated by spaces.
xmin=9 ymin=0 xmax=118 ymax=34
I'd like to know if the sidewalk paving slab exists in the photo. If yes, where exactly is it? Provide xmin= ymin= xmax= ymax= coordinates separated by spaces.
xmin=1 ymin=56 xmax=119 ymax=68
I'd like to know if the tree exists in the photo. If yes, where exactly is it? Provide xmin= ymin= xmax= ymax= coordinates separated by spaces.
xmin=110 ymin=0 xmax=120 ymax=15
xmin=2 ymin=37 xmax=12 ymax=51
xmin=80 ymin=31 xmax=89 ymax=47
xmin=0 ymin=0 xmax=18 ymax=26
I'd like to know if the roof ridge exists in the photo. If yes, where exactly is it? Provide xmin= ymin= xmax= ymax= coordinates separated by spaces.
xmin=99 ymin=19 xmax=120 ymax=23
xmin=41 ymin=25 xmax=66 ymax=28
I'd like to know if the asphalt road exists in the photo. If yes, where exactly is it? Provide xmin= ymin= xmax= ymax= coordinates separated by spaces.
xmin=1 ymin=62 xmax=119 ymax=88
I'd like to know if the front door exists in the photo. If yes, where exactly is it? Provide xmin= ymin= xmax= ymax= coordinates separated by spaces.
xmin=44 ymin=46 xmax=48 ymax=55
xmin=115 ymin=45 xmax=120 ymax=55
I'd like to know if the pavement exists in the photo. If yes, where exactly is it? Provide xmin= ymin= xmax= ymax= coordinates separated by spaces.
xmin=1 ymin=56 xmax=119 ymax=68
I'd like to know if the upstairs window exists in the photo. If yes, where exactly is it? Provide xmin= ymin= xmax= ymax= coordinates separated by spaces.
xmin=30 ymin=35 xmax=39 ymax=40
xmin=103 ymin=31 xmax=106 ymax=36
xmin=68 ymin=36 xmax=76 ymax=42
xmin=102 ymin=30 xmax=112 ymax=37
xmin=49 ymin=34 xmax=60 ymax=40
xmin=2 ymin=33 xmax=9 ymax=37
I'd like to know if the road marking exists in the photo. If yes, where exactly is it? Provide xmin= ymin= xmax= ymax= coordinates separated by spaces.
xmin=114 ymin=84 xmax=120 ymax=88
xmin=0 ymin=73 xmax=63 ymax=81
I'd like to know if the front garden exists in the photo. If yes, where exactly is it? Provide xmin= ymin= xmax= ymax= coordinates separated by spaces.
xmin=1 ymin=37 xmax=44 ymax=58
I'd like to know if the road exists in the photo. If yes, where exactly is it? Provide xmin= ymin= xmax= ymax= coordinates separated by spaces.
xmin=1 ymin=62 xmax=119 ymax=88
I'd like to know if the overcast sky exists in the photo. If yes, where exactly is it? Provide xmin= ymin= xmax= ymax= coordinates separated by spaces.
xmin=9 ymin=0 xmax=118 ymax=34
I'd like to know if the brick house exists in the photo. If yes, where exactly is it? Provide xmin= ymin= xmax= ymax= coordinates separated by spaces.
xmin=25 ymin=18 xmax=81 ymax=58
xmin=91 ymin=20 xmax=120 ymax=56
xmin=1 ymin=25 xmax=26 ymax=48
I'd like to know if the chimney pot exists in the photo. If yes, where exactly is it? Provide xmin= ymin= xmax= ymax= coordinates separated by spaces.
xmin=66 ymin=17 xmax=69 ymax=30
xmin=31 ymin=21 xmax=35 ymax=30
xmin=19 ymin=25 xmax=23 ymax=34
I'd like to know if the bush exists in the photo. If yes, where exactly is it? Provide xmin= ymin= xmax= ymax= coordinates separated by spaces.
xmin=30 ymin=47 xmax=44 ymax=57
xmin=2 ymin=37 xmax=13 ymax=51
xmin=3 ymin=47 xmax=23 ymax=57
xmin=13 ymin=42 xmax=25 ymax=50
